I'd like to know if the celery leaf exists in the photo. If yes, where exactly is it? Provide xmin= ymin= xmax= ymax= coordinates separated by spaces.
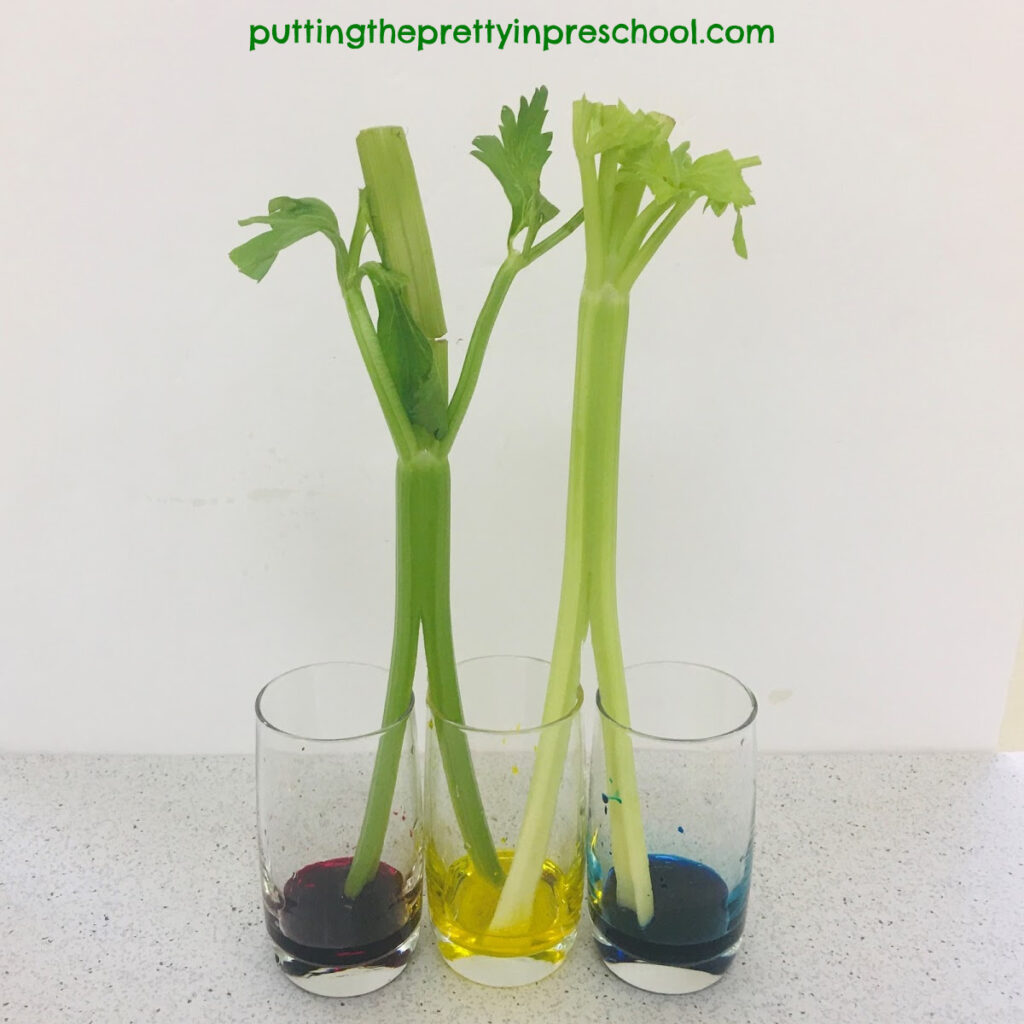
xmin=681 ymin=151 xmax=760 ymax=259
xmin=732 ymin=210 xmax=748 ymax=259
xmin=681 ymin=151 xmax=759 ymax=211
xmin=362 ymin=263 xmax=448 ymax=439
xmin=472 ymin=86 xmax=559 ymax=245
xmin=574 ymin=98 xmax=674 ymax=158
xmin=230 ymin=197 xmax=341 ymax=281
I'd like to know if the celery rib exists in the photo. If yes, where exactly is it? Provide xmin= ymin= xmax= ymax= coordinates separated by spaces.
xmin=344 ymin=460 xmax=420 ymax=896
xmin=344 ymin=128 xmax=506 ymax=894
xmin=415 ymin=455 xmax=504 ymax=884
xmin=490 ymin=97 xmax=758 ymax=931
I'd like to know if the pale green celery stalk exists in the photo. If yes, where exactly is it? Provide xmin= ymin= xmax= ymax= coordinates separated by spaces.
xmin=230 ymin=88 xmax=583 ymax=901
xmin=490 ymin=96 xmax=759 ymax=931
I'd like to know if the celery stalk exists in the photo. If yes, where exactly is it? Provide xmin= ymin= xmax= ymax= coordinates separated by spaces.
xmin=229 ymin=88 xmax=582 ymax=899
xmin=343 ymin=128 xmax=502 ymax=893
xmin=491 ymin=97 xmax=759 ymax=931
xmin=356 ymin=126 xmax=449 ymax=393
xmin=345 ymin=451 xmax=504 ymax=894
xmin=355 ymin=127 xmax=447 ymax=342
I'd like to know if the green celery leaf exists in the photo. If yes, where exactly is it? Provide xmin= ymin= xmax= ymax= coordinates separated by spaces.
xmin=472 ymin=86 xmax=559 ymax=244
xmin=361 ymin=263 xmax=448 ymax=439
xmin=732 ymin=209 xmax=748 ymax=259
xmin=680 ymin=151 xmax=759 ymax=258
xmin=230 ymin=197 xmax=341 ymax=281
xmin=573 ymin=98 xmax=674 ymax=158
xmin=680 ymin=151 xmax=759 ymax=210
xmin=672 ymin=141 xmax=693 ymax=169
xmin=619 ymin=140 xmax=678 ymax=203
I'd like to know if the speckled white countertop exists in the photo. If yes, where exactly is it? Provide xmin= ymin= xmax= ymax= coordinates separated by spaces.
xmin=1 ymin=753 xmax=1021 ymax=1023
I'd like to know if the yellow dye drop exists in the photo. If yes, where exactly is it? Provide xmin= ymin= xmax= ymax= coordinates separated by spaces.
xmin=427 ymin=848 xmax=582 ymax=960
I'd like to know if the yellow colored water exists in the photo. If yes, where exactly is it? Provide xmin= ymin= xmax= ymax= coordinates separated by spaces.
xmin=427 ymin=847 xmax=583 ymax=959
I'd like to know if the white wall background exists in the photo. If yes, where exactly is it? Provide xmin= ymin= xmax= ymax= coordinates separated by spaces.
xmin=2 ymin=0 xmax=1021 ymax=753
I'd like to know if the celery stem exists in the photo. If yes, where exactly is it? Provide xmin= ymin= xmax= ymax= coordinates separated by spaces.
xmin=333 ymin=245 xmax=419 ymax=461
xmin=346 ymin=452 xmax=503 ymax=895
xmin=523 ymin=208 xmax=584 ymax=266
xmin=610 ymin=198 xmax=670 ymax=281
xmin=490 ymin=284 xmax=653 ymax=929
xmin=415 ymin=453 xmax=504 ymax=884
xmin=442 ymin=254 xmax=522 ymax=454
xmin=618 ymin=195 xmax=698 ymax=291
xmin=584 ymin=291 xmax=653 ymax=922
xmin=444 ymin=209 xmax=585 ymax=455
xmin=344 ymin=460 xmax=420 ymax=896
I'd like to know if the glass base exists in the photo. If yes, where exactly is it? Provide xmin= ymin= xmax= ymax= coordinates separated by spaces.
xmin=272 ymin=926 xmax=419 ymax=997
xmin=436 ymin=929 xmax=576 ymax=988
xmin=593 ymin=921 xmax=739 ymax=995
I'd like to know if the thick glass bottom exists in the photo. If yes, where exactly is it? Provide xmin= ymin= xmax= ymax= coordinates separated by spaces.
xmin=273 ymin=927 xmax=419 ymax=996
xmin=593 ymin=917 xmax=738 ymax=993
xmin=435 ymin=927 xmax=575 ymax=987
xmin=590 ymin=853 xmax=747 ymax=994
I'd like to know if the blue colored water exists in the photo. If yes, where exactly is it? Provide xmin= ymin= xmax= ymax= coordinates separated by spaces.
xmin=591 ymin=854 xmax=748 ymax=969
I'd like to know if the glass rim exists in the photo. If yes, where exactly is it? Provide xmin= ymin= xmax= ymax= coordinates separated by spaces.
xmin=596 ymin=660 xmax=758 ymax=743
xmin=428 ymin=654 xmax=584 ymax=736
xmin=254 ymin=660 xmax=414 ymax=743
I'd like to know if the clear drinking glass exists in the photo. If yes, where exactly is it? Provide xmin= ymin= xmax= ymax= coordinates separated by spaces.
xmin=255 ymin=662 xmax=422 ymax=996
xmin=424 ymin=656 xmax=585 ymax=987
xmin=588 ymin=662 xmax=757 ymax=994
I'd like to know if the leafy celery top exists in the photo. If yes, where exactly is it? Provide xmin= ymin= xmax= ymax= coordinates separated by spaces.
xmin=489 ymin=97 xmax=759 ymax=931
